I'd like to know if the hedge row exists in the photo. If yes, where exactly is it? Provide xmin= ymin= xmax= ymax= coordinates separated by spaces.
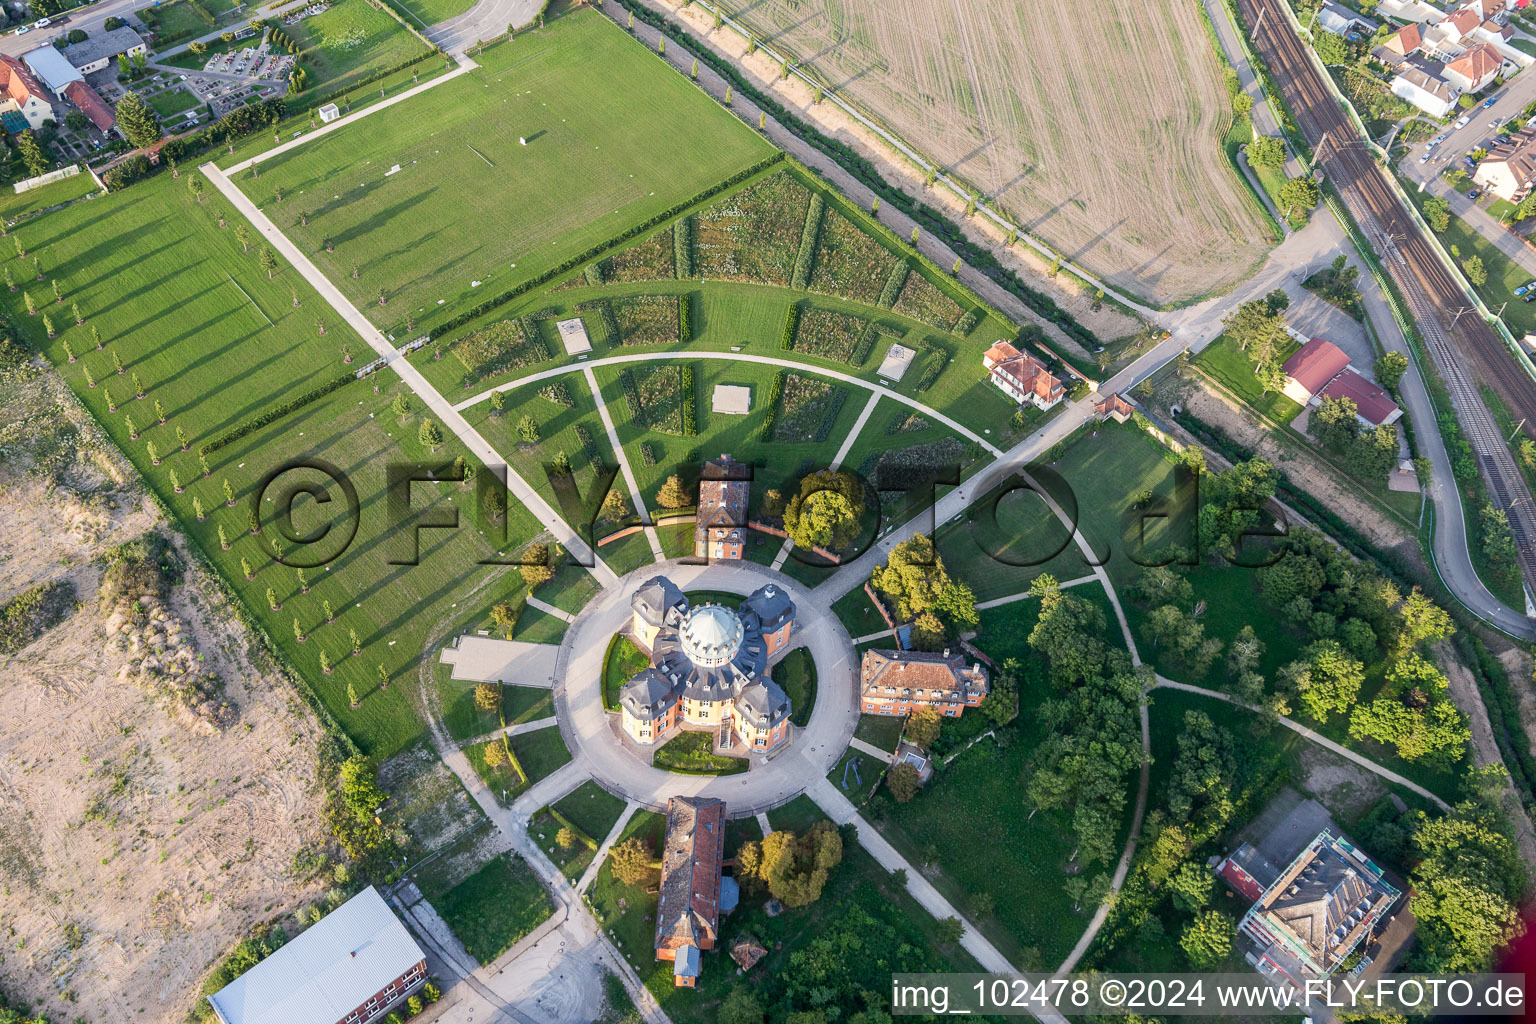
xmin=760 ymin=370 xmax=785 ymax=441
xmin=617 ymin=368 xmax=646 ymax=428
xmin=851 ymin=324 xmax=879 ymax=367
xmin=583 ymin=263 xmax=604 ymax=287
xmin=201 ymin=370 xmax=358 ymax=454
xmin=810 ymin=385 xmax=849 ymax=443
xmin=574 ymin=423 xmax=605 ymax=475
xmin=611 ymin=0 xmax=1100 ymax=366
xmin=575 ymin=298 xmax=621 ymax=346
xmin=640 ymin=441 xmax=658 ymax=466
xmin=679 ymin=292 xmax=692 ymax=342
xmin=954 ymin=308 xmax=979 ymax=335
xmin=1458 ymin=632 xmax=1536 ymax=811
xmin=188 ymin=0 xmax=216 ymax=27
xmin=791 ymin=194 xmax=824 ymax=290
xmin=914 ymin=339 xmax=950 ymax=393
xmin=674 ymin=215 xmax=693 ymax=278
xmin=680 ymin=363 xmax=696 ymax=436
xmin=363 ymin=0 xmax=442 ymax=54
xmin=779 ymin=303 xmax=800 ymax=352
xmin=877 ymin=262 xmax=907 ymax=309
xmin=542 ymin=807 xmax=599 ymax=851
xmin=297 ymin=51 xmax=444 ymax=123
xmin=428 ymin=151 xmax=786 ymax=340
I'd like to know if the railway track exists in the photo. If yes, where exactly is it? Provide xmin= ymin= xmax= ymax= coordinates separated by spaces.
xmin=1238 ymin=0 xmax=1536 ymax=602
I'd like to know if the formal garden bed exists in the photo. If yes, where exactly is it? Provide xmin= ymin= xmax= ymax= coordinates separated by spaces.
xmin=600 ymin=225 xmax=675 ymax=283
xmin=773 ymin=373 xmax=848 ymax=443
xmin=892 ymin=269 xmax=965 ymax=331
xmin=651 ymin=730 xmax=748 ymax=775
xmin=452 ymin=316 xmax=553 ymax=387
xmin=791 ymin=307 xmax=875 ymax=365
xmin=808 ymin=208 xmax=899 ymax=305
xmin=692 ymin=170 xmax=812 ymax=285
xmin=613 ymin=294 xmax=679 ymax=345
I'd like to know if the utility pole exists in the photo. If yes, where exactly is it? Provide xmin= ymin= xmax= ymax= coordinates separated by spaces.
xmin=1509 ymin=418 xmax=1527 ymax=443
xmin=1450 ymin=306 xmax=1475 ymax=330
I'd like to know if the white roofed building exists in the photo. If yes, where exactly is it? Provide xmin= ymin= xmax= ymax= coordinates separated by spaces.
xmin=206 ymin=887 xmax=427 ymax=1024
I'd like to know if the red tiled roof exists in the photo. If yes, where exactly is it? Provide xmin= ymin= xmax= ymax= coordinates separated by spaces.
xmin=1444 ymin=8 xmax=1482 ymax=34
xmin=63 ymin=80 xmax=114 ymax=132
xmin=655 ymin=796 xmax=724 ymax=956
xmin=860 ymin=649 xmax=988 ymax=701
xmin=984 ymin=340 xmax=1064 ymax=403
xmin=0 ymin=53 xmax=42 ymax=107
xmin=1319 ymin=367 xmax=1401 ymax=425
xmin=1282 ymin=338 xmax=1351 ymax=394
xmin=1394 ymin=22 xmax=1422 ymax=52
xmin=1094 ymin=392 xmax=1135 ymax=418
xmin=1447 ymin=42 xmax=1502 ymax=84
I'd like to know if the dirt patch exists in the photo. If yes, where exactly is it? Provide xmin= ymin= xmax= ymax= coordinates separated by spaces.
xmin=703 ymin=0 xmax=1272 ymax=305
xmin=1443 ymin=644 xmax=1536 ymax=866
xmin=1298 ymin=757 xmax=1387 ymax=823
xmin=0 ymin=371 xmax=327 ymax=1022
xmin=379 ymin=743 xmax=489 ymax=856
xmin=1165 ymin=375 xmax=1418 ymax=558
xmin=634 ymin=0 xmax=1140 ymax=350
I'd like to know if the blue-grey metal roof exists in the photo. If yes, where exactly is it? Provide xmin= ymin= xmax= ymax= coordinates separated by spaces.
xmin=673 ymin=944 xmax=701 ymax=978
xmin=719 ymin=875 xmax=740 ymax=914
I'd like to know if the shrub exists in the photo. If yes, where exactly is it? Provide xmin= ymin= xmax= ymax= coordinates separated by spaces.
xmin=640 ymin=441 xmax=658 ymax=466
xmin=779 ymin=303 xmax=800 ymax=351
xmin=674 ymin=215 xmax=693 ymax=277
xmin=617 ymin=369 xmax=646 ymax=427
xmin=790 ymin=193 xmax=825 ymax=289
xmin=877 ymin=262 xmax=908 ymax=309
xmin=680 ymin=364 xmax=696 ymax=436
xmin=953 ymin=308 xmax=980 ymax=335
xmin=0 ymin=580 xmax=74 ymax=655
xmin=583 ymin=262 xmax=603 ymax=287
xmin=538 ymin=381 xmax=573 ymax=407
xmin=679 ymin=292 xmax=691 ymax=341
xmin=760 ymin=370 xmax=785 ymax=441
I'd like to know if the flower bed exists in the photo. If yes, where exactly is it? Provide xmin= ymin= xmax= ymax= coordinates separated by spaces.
xmin=792 ymin=308 xmax=872 ymax=364
xmin=774 ymin=373 xmax=847 ymax=443
xmin=600 ymin=227 xmax=675 ymax=283
xmin=451 ymin=319 xmax=552 ymax=386
xmin=613 ymin=294 xmax=679 ymax=345
xmin=632 ymin=364 xmax=690 ymax=436
xmin=809 ymin=209 xmax=899 ymax=305
xmin=693 ymin=171 xmax=812 ymax=285
xmin=892 ymin=271 xmax=964 ymax=331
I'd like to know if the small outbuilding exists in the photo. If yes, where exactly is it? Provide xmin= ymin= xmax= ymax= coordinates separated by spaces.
xmin=318 ymin=102 xmax=340 ymax=123
xmin=876 ymin=342 xmax=915 ymax=382
xmin=556 ymin=317 xmax=592 ymax=355
xmin=711 ymin=384 xmax=751 ymax=415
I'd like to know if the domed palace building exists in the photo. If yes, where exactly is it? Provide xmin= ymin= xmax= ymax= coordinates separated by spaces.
xmin=619 ymin=576 xmax=796 ymax=751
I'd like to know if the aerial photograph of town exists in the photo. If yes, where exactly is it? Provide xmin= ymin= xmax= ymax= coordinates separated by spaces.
xmin=5 ymin=0 xmax=1536 ymax=1020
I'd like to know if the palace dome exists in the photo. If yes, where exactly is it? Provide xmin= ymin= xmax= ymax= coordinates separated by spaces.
xmin=679 ymin=604 xmax=743 ymax=668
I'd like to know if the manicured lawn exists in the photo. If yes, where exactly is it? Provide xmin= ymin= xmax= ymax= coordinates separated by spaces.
xmin=551 ymin=779 xmax=628 ymax=844
xmin=511 ymin=724 xmax=572 ymax=783
xmin=832 ymin=585 xmax=885 ymax=637
xmin=439 ymin=665 xmax=501 ymax=742
xmin=465 ymin=737 xmax=524 ymax=803
xmin=0 ymin=170 xmax=98 ymax=224
xmin=242 ymin=8 xmax=772 ymax=331
xmin=602 ymin=633 xmax=648 ymax=711
xmin=531 ymin=809 xmax=594 ymax=881
xmin=285 ymin=0 xmax=432 ymax=98
xmin=147 ymin=87 xmax=203 ymax=118
xmin=504 ymin=683 xmax=553 ymax=724
xmin=430 ymin=852 xmax=553 ymax=964
xmin=651 ymin=730 xmax=747 ymax=775
xmin=385 ymin=0 xmax=476 ymax=28
xmin=853 ymin=713 xmax=905 ymax=752
xmin=1193 ymin=332 xmax=1303 ymax=424
xmin=770 ymin=645 xmax=816 ymax=726
xmin=138 ymin=1 xmax=218 ymax=44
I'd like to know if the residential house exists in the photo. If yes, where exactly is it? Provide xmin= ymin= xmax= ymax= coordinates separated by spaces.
xmin=1237 ymin=831 xmax=1402 ymax=984
xmin=1391 ymin=66 xmax=1459 ymax=116
xmin=1443 ymin=42 xmax=1506 ymax=92
xmin=620 ymin=579 xmax=795 ymax=750
xmin=655 ymin=796 xmax=726 ymax=988
xmin=0 ymin=54 xmax=53 ymax=131
xmin=1377 ymin=0 xmax=1448 ymax=23
xmin=61 ymin=27 xmax=146 ymax=75
xmin=1423 ymin=7 xmax=1482 ymax=58
xmin=1281 ymin=337 xmax=1402 ymax=427
xmin=1473 ymin=126 xmax=1536 ymax=200
xmin=694 ymin=454 xmax=749 ymax=561
xmin=1462 ymin=0 xmax=1508 ymax=22
xmin=1474 ymin=17 xmax=1516 ymax=46
xmin=62 ymin=80 xmax=114 ymax=133
xmin=205 ymin=887 xmax=428 ymax=1024
xmin=1371 ymin=22 xmax=1422 ymax=66
xmin=1093 ymin=392 xmax=1135 ymax=423
xmin=982 ymin=340 xmax=1064 ymax=410
xmin=859 ymin=648 xmax=990 ymax=718
xmin=1316 ymin=0 xmax=1379 ymax=36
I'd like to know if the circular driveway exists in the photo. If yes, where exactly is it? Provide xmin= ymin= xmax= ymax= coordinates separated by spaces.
xmin=551 ymin=559 xmax=858 ymax=817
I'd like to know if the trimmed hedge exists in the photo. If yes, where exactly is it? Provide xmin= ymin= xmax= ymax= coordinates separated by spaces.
xmin=877 ymin=262 xmax=907 ymax=309
xmin=760 ymin=370 xmax=785 ymax=441
xmin=429 ymin=152 xmax=786 ymax=340
xmin=610 ymin=0 xmax=1100 ymax=367
xmin=575 ymin=298 xmax=620 ymax=346
xmin=640 ymin=441 xmax=658 ymax=466
xmin=679 ymin=292 xmax=692 ymax=342
xmin=201 ymin=370 xmax=358 ymax=454
xmin=810 ymin=385 xmax=848 ymax=443
xmin=574 ymin=423 xmax=605 ymax=474
xmin=954 ymin=308 xmax=979 ymax=335
xmin=914 ymin=339 xmax=950 ymax=393
xmin=583 ymin=263 xmax=604 ymax=287
xmin=791 ymin=193 xmax=824 ymax=290
xmin=674 ymin=215 xmax=693 ymax=278
xmin=779 ymin=303 xmax=800 ymax=352
xmin=680 ymin=363 xmax=696 ymax=436
xmin=851 ymin=324 xmax=880 ymax=367
xmin=617 ymin=368 xmax=646 ymax=428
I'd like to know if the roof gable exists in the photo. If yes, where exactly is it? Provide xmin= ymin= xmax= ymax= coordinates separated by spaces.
xmin=1281 ymin=338 xmax=1352 ymax=393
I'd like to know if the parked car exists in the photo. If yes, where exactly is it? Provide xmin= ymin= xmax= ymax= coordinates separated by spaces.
xmin=1456 ymin=114 xmax=1473 ymax=128
xmin=1491 ymin=117 xmax=1503 ymax=128
xmin=1420 ymin=152 xmax=1431 ymax=163
xmin=13 ymin=23 xmax=28 ymax=33
xmin=1524 ymin=291 xmax=1536 ymax=302
xmin=1468 ymin=188 xmax=1482 ymax=199
xmin=1515 ymin=281 xmax=1535 ymax=296
xmin=32 ymin=17 xmax=49 ymax=27
xmin=1485 ymin=96 xmax=1500 ymax=108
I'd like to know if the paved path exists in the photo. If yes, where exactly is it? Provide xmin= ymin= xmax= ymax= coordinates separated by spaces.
xmin=831 ymin=391 xmax=882 ymax=470
xmin=460 ymin=716 xmax=560 ymax=748
xmin=575 ymin=801 xmax=641 ymax=894
xmin=1153 ymin=677 xmax=1452 ymax=810
xmin=754 ymin=811 xmax=771 ymax=837
xmin=1204 ymin=0 xmax=1307 ymax=179
xmin=974 ymin=574 xmax=1097 ymax=610
xmin=200 ymin=160 xmax=620 ymax=591
xmin=847 ymin=737 xmax=894 ymax=763
xmin=583 ymin=365 xmax=663 ymax=560
xmin=525 ymin=594 xmax=574 ymax=623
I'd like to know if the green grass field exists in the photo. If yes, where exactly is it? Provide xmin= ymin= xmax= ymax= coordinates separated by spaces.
xmin=429 ymin=852 xmax=552 ymax=963
xmin=0 ymin=170 xmax=99 ymax=225
xmin=511 ymin=723 xmax=572 ymax=782
xmin=602 ymin=633 xmax=648 ymax=710
xmin=771 ymin=645 xmax=816 ymax=726
xmin=551 ymin=779 xmax=627 ymax=843
xmin=147 ymin=87 xmax=204 ymax=119
xmin=242 ymin=8 xmax=772 ymax=331
xmin=1193 ymin=332 xmax=1303 ymax=424
xmin=286 ymin=0 xmax=432 ymax=97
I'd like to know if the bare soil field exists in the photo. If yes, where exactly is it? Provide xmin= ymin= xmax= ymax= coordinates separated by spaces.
xmin=0 ymin=371 xmax=327 ymax=1023
xmin=714 ymin=0 xmax=1274 ymax=305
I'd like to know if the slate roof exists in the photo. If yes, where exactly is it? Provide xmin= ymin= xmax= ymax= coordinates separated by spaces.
xmin=655 ymin=796 xmax=725 ymax=957
xmin=631 ymin=575 xmax=686 ymax=627
xmin=732 ymin=678 xmax=792 ymax=731
xmin=618 ymin=667 xmax=677 ymax=722
xmin=741 ymin=583 xmax=793 ymax=632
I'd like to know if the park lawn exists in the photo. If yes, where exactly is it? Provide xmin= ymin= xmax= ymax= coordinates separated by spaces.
xmin=0 ymin=169 xmax=98 ymax=224
xmin=438 ymin=664 xmax=501 ymax=742
xmin=0 ymin=170 xmax=569 ymax=759
xmin=461 ymin=370 xmax=622 ymax=540
xmin=511 ymin=603 xmax=568 ymax=644
xmin=1193 ymin=332 xmax=1303 ymax=424
xmin=148 ymin=87 xmax=204 ymax=118
xmin=1254 ymin=160 xmax=1308 ymax=231
xmin=766 ymin=793 xmax=824 ymax=833
xmin=770 ymin=645 xmax=816 ymax=726
xmin=510 ymin=723 xmax=572 ymax=783
xmin=138 ymin=1 xmax=217 ymax=44
xmin=385 ymin=0 xmax=477 ymax=28
xmin=832 ymin=586 xmax=883 ymax=637
xmin=244 ymin=7 xmax=772 ymax=331
xmin=853 ymin=713 xmax=904 ymax=752
xmin=531 ymin=810 xmax=594 ymax=881
xmin=652 ymin=731 xmax=747 ymax=774
xmin=839 ymin=395 xmax=983 ymax=527
xmin=602 ymin=633 xmax=648 ymax=710
xmin=656 ymin=521 xmax=694 ymax=559
xmin=552 ymin=779 xmax=628 ymax=844
xmin=286 ymin=0 xmax=432 ymax=98
xmin=465 ymin=737 xmax=525 ymax=803
xmin=429 ymin=851 xmax=553 ymax=964
xmin=505 ymin=683 xmax=553 ymax=724
xmin=596 ymin=528 xmax=655 ymax=577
